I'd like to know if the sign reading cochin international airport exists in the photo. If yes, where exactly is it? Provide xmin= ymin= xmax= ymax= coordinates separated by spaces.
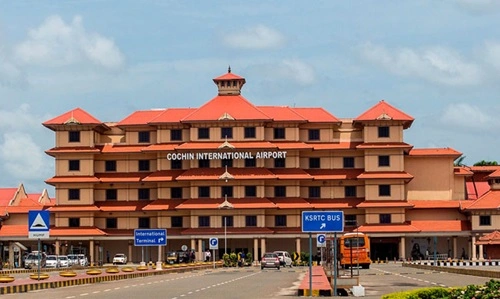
xmin=166 ymin=151 xmax=287 ymax=161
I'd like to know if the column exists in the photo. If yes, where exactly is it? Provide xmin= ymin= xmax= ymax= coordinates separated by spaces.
xmin=128 ymin=241 xmax=133 ymax=263
xmin=197 ymin=239 xmax=203 ymax=261
xmin=253 ymin=238 xmax=259 ymax=264
xmin=453 ymin=237 xmax=457 ymax=259
xmin=191 ymin=239 xmax=196 ymax=260
xmin=471 ymin=236 xmax=477 ymax=261
xmin=55 ymin=240 xmax=60 ymax=255
xmin=260 ymin=238 xmax=266 ymax=257
xmin=479 ymin=244 xmax=484 ymax=260
xmin=399 ymin=237 xmax=405 ymax=260
xmin=89 ymin=240 xmax=94 ymax=266
xmin=295 ymin=237 xmax=301 ymax=256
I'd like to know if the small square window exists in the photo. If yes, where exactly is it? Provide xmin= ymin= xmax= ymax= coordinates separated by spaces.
xmin=308 ymin=129 xmax=320 ymax=141
xmin=139 ymin=188 xmax=151 ymax=200
xmin=171 ymin=160 xmax=182 ymax=170
xmin=378 ymin=155 xmax=390 ymax=167
xmin=479 ymin=215 xmax=491 ymax=226
xmin=198 ymin=128 xmax=210 ymax=139
xmin=198 ymin=216 xmax=210 ymax=227
xmin=68 ymin=218 xmax=80 ymax=227
xmin=309 ymin=158 xmax=320 ymax=168
xmin=138 ymin=131 xmax=150 ymax=143
xmin=275 ymin=215 xmax=287 ymax=227
xmin=69 ymin=160 xmax=80 ymax=171
xmin=221 ymin=186 xmax=233 ymax=198
xmin=274 ymin=186 xmax=286 ymax=197
xmin=68 ymin=189 xmax=80 ymax=200
xmin=378 ymin=126 xmax=390 ymax=138
xmin=138 ymin=217 xmax=150 ymax=228
xmin=221 ymin=159 xmax=233 ymax=167
xmin=106 ymin=218 xmax=117 ymax=229
xmin=170 ymin=129 xmax=182 ymax=141
xmin=171 ymin=216 xmax=183 ymax=228
xmin=345 ymin=215 xmax=357 ymax=226
xmin=343 ymin=157 xmax=355 ymax=168
xmin=246 ymin=215 xmax=257 ymax=227
xmin=199 ymin=159 xmax=210 ymax=168
xmin=222 ymin=216 xmax=233 ymax=227
xmin=344 ymin=186 xmax=357 ymax=197
xmin=221 ymin=127 xmax=233 ymax=139
xmin=274 ymin=128 xmax=285 ymax=139
xmin=69 ymin=131 xmax=80 ymax=143
xmin=105 ymin=160 xmax=117 ymax=172
xmin=245 ymin=158 xmax=256 ymax=167
xmin=170 ymin=187 xmax=182 ymax=199
xmin=138 ymin=160 xmax=150 ymax=171
xmin=379 ymin=214 xmax=391 ymax=224
xmin=106 ymin=189 xmax=117 ymax=201
xmin=309 ymin=186 xmax=321 ymax=198
xmin=199 ymin=186 xmax=210 ymax=198
xmin=274 ymin=158 xmax=286 ymax=168
xmin=244 ymin=127 xmax=256 ymax=138
xmin=245 ymin=186 xmax=257 ymax=197
xmin=379 ymin=185 xmax=391 ymax=196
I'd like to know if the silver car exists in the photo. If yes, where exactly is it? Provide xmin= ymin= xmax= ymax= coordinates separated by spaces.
xmin=273 ymin=251 xmax=293 ymax=267
xmin=58 ymin=255 xmax=69 ymax=268
xmin=45 ymin=255 xmax=59 ymax=268
xmin=261 ymin=252 xmax=280 ymax=270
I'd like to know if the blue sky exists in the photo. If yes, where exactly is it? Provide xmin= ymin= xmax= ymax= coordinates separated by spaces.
xmin=1 ymin=0 xmax=500 ymax=194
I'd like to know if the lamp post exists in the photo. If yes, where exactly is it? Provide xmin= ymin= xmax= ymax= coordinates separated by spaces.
xmin=218 ymin=194 xmax=233 ymax=255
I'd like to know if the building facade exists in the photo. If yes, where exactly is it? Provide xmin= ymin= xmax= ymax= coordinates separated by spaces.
xmin=1 ymin=68 xmax=499 ymax=265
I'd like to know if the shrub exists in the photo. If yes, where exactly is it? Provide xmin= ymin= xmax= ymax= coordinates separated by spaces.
xmin=383 ymin=280 xmax=500 ymax=299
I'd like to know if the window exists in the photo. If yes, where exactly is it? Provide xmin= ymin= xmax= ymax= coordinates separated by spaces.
xmin=138 ymin=217 xmax=150 ymax=228
xmin=139 ymin=188 xmax=151 ymax=200
xmin=198 ymin=128 xmax=209 ymax=139
xmin=274 ymin=158 xmax=286 ymax=168
xmin=378 ymin=155 xmax=390 ymax=167
xmin=246 ymin=215 xmax=257 ymax=227
xmin=199 ymin=186 xmax=210 ymax=198
xmin=171 ymin=216 xmax=183 ymax=228
xmin=274 ymin=186 xmax=286 ymax=197
xmin=379 ymin=185 xmax=391 ymax=196
xmin=245 ymin=186 xmax=257 ymax=197
xmin=221 ymin=186 xmax=233 ymax=198
xmin=309 ymin=186 xmax=321 ymax=198
xmin=343 ymin=157 xmax=355 ymax=168
xmin=245 ymin=158 xmax=256 ymax=167
xmin=221 ymin=159 xmax=233 ymax=167
xmin=138 ymin=131 xmax=150 ymax=143
xmin=344 ymin=186 xmax=357 ymax=197
xmin=479 ymin=215 xmax=491 ymax=226
xmin=138 ymin=160 xmax=150 ymax=171
xmin=106 ymin=189 xmax=117 ymax=201
xmin=198 ymin=159 xmax=210 ymax=168
xmin=345 ymin=215 xmax=357 ymax=226
xmin=68 ymin=189 xmax=80 ymax=200
xmin=275 ymin=215 xmax=287 ymax=227
xmin=106 ymin=218 xmax=117 ymax=229
xmin=222 ymin=216 xmax=233 ymax=227
xmin=308 ymin=129 xmax=320 ymax=141
xmin=244 ymin=127 xmax=256 ymax=138
xmin=378 ymin=126 xmax=390 ymax=138
xmin=309 ymin=158 xmax=320 ymax=168
xmin=198 ymin=216 xmax=210 ymax=227
xmin=379 ymin=214 xmax=391 ymax=224
xmin=170 ymin=129 xmax=182 ymax=141
xmin=221 ymin=127 xmax=233 ymax=139
xmin=68 ymin=160 xmax=80 ymax=171
xmin=68 ymin=218 xmax=80 ymax=227
xmin=105 ymin=160 xmax=117 ymax=172
xmin=171 ymin=159 xmax=182 ymax=170
xmin=69 ymin=131 xmax=80 ymax=143
xmin=170 ymin=187 xmax=182 ymax=199
xmin=274 ymin=128 xmax=285 ymax=139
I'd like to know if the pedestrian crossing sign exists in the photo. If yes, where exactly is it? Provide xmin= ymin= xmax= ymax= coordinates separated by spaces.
xmin=28 ymin=210 xmax=50 ymax=239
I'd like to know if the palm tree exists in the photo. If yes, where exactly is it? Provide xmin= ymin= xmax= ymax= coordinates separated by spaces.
xmin=473 ymin=160 xmax=498 ymax=166
xmin=454 ymin=156 xmax=467 ymax=167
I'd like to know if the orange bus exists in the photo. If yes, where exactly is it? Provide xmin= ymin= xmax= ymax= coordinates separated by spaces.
xmin=339 ymin=232 xmax=371 ymax=269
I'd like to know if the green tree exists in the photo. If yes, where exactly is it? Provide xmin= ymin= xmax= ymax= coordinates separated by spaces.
xmin=454 ymin=156 xmax=466 ymax=167
xmin=473 ymin=160 xmax=498 ymax=166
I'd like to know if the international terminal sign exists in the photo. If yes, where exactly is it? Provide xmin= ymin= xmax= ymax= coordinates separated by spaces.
xmin=166 ymin=151 xmax=287 ymax=160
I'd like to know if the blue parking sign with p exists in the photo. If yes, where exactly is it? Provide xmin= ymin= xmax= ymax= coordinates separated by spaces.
xmin=317 ymin=234 xmax=326 ymax=247
xmin=209 ymin=237 xmax=218 ymax=250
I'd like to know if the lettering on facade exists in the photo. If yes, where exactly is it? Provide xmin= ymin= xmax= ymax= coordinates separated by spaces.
xmin=166 ymin=151 xmax=287 ymax=160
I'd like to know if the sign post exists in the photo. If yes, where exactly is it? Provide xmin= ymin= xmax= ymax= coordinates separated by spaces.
xmin=302 ymin=211 xmax=344 ymax=297
xmin=134 ymin=229 xmax=167 ymax=269
xmin=209 ymin=237 xmax=218 ymax=269
xmin=28 ymin=210 xmax=50 ymax=280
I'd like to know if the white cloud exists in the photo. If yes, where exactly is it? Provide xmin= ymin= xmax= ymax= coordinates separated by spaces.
xmin=223 ymin=25 xmax=286 ymax=49
xmin=14 ymin=15 xmax=125 ymax=69
xmin=441 ymin=103 xmax=497 ymax=130
xmin=280 ymin=59 xmax=316 ymax=85
xmin=360 ymin=42 xmax=482 ymax=86
xmin=0 ymin=104 xmax=47 ymax=131
xmin=454 ymin=0 xmax=500 ymax=14
xmin=482 ymin=40 xmax=500 ymax=71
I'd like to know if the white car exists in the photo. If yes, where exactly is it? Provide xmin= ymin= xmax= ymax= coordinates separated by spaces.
xmin=58 ymin=255 xmax=69 ymax=267
xmin=113 ymin=253 xmax=127 ymax=265
xmin=273 ymin=251 xmax=293 ymax=267
xmin=46 ymin=255 xmax=59 ymax=268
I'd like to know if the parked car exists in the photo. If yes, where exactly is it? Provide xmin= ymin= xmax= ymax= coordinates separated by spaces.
xmin=46 ymin=255 xmax=59 ymax=268
xmin=273 ymin=251 xmax=293 ymax=267
xmin=67 ymin=254 xmax=79 ymax=266
xmin=261 ymin=252 xmax=280 ymax=270
xmin=78 ymin=254 xmax=89 ymax=266
xmin=58 ymin=255 xmax=69 ymax=268
xmin=24 ymin=252 xmax=47 ymax=269
xmin=113 ymin=253 xmax=127 ymax=265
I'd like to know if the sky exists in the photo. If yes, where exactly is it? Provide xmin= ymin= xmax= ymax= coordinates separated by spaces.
xmin=0 ymin=0 xmax=500 ymax=195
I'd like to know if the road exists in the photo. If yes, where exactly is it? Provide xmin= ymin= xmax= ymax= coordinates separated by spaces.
xmin=4 ymin=263 xmax=497 ymax=298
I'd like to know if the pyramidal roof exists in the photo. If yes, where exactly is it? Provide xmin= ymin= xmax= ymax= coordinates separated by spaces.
xmin=355 ymin=100 xmax=414 ymax=128
xmin=43 ymin=108 xmax=102 ymax=127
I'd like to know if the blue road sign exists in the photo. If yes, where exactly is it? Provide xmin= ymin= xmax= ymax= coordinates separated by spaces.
xmin=317 ymin=234 xmax=326 ymax=247
xmin=302 ymin=211 xmax=344 ymax=233
xmin=28 ymin=210 xmax=50 ymax=239
xmin=134 ymin=229 xmax=167 ymax=246
xmin=209 ymin=237 xmax=218 ymax=250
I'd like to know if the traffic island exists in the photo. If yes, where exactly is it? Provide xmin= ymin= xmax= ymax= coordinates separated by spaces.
xmin=297 ymin=266 xmax=332 ymax=297
xmin=0 ymin=275 xmax=15 ymax=283
xmin=29 ymin=273 xmax=50 ymax=280
xmin=59 ymin=270 xmax=77 ymax=277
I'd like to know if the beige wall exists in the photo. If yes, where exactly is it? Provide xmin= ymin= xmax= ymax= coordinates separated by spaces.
xmin=470 ymin=213 xmax=500 ymax=230
xmin=364 ymin=149 xmax=404 ymax=172
xmin=365 ymin=208 xmax=405 ymax=224
xmin=364 ymin=181 xmax=405 ymax=201
xmin=405 ymin=157 xmax=455 ymax=200
xmin=363 ymin=125 xmax=403 ymax=143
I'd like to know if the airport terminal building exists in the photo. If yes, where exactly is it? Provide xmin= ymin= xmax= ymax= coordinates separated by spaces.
xmin=1 ymin=68 xmax=499 ymax=266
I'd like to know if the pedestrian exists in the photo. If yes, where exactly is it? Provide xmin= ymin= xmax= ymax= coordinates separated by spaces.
xmin=205 ymin=249 xmax=211 ymax=262
xmin=107 ymin=251 xmax=110 ymax=264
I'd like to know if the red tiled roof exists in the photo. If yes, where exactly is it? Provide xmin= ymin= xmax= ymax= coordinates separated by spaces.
xmin=356 ymin=143 xmax=413 ymax=150
xmin=311 ymin=142 xmax=361 ymax=150
xmin=182 ymin=95 xmax=271 ymax=122
xmin=357 ymin=172 xmax=414 ymax=180
xmin=257 ymin=106 xmax=306 ymax=122
xmin=292 ymin=107 xmax=341 ymax=123
xmin=487 ymin=169 xmax=500 ymax=178
xmin=176 ymin=168 xmax=276 ymax=181
xmin=466 ymin=181 xmax=490 ymax=200
xmin=96 ymin=172 xmax=150 ymax=183
xmin=305 ymin=169 xmax=363 ymax=180
xmin=100 ymin=144 xmax=146 ymax=153
xmin=358 ymin=223 xmax=420 ymax=233
xmin=142 ymin=144 xmax=180 ymax=152
xmin=476 ymin=231 xmax=500 ymax=245
xmin=149 ymin=108 xmax=196 ymax=123
xmin=273 ymin=227 xmax=303 ymax=234
xmin=117 ymin=109 xmax=165 ymax=126
xmin=454 ymin=167 xmax=473 ymax=176
xmin=306 ymin=198 xmax=363 ymax=209
xmin=0 ymin=225 xmax=28 ymax=237
xmin=175 ymin=141 xmax=277 ymax=150
xmin=43 ymin=108 xmax=102 ymax=126
xmin=176 ymin=198 xmax=276 ymax=209
xmin=410 ymin=220 xmax=470 ymax=232
xmin=408 ymin=200 xmax=461 ymax=209
xmin=356 ymin=200 xmax=414 ymax=208
xmin=45 ymin=147 xmax=101 ymax=155
xmin=45 ymin=176 xmax=100 ymax=184
xmin=214 ymin=71 xmax=245 ymax=81
xmin=95 ymin=201 xmax=150 ymax=212
xmin=354 ymin=100 xmax=414 ymax=129
xmin=273 ymin=142 xmax=313 ymax=150
xmin=0 ymin=188 xmax=17 ymax=204
xmin=269 ymin=168 xmax=312 ymax=180
xmin=142 ymin=170 xmax=184 ymax=182
xmin=142 ymin=199 xmax=186 ymax=211
xmin=271 ymin=198 xmax=311 ymax=209
xmin=470 ymin=166 xmax=500 ymax=172
xmin=465 ymin=190 xmax=500 ymax=210
xmin=409 ymin=148 xmax=462 ymax=158
xmin=50 ymin=227 xmax=107 ymax=237
xmin=47 ymin=205 xmax=100 ymax=212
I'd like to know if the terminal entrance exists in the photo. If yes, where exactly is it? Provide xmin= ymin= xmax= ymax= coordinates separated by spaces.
xmin=370 ymin=238 xmax=398 ymax=261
